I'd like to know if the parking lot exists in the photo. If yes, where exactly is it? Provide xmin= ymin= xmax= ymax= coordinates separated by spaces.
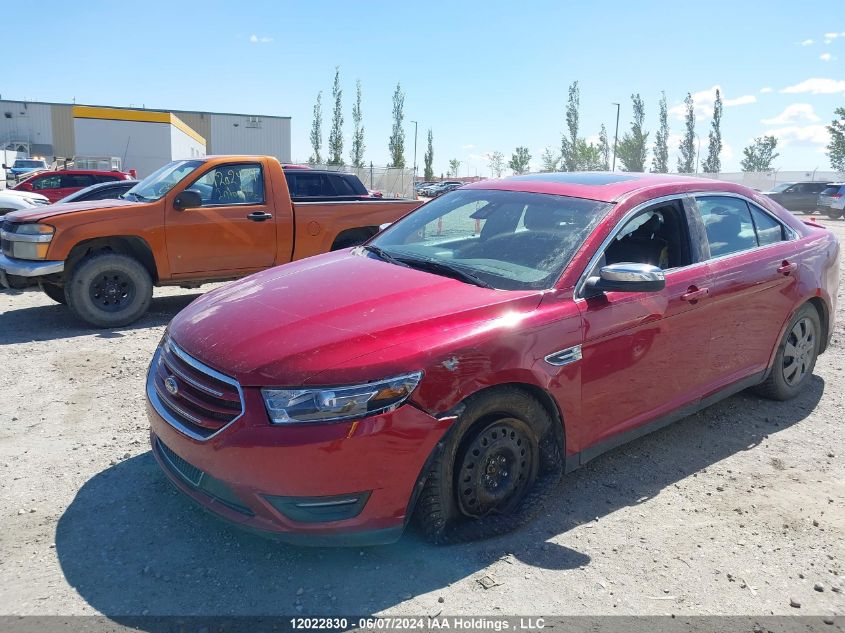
xmin=0 ymin=220 xmax=843 ymax=619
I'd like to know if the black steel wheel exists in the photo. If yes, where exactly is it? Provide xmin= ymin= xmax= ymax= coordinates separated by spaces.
xmin=455 ymin=419 xmax=536 ymax=518
xmin=66 ymin=252 xmax=152 ymax=328
xmin=88 ymin=271 xmax=136 ymax=313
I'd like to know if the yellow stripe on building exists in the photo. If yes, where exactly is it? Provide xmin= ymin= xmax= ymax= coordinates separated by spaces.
xmin=72 ymin=106 xmax=206 ymax=145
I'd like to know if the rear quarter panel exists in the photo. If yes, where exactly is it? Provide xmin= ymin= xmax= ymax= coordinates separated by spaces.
xmin=290 ymin=199 xmax=422 ymax=259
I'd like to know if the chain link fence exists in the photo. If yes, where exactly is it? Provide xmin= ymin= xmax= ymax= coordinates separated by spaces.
xmin=693 ymin=170 xmax=845 ymax=191
xmin=292 ymin=162 xmax=416 ymax=198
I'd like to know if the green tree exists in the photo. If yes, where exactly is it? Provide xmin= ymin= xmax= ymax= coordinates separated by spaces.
xmin=678 ymin=92 xmax=695 ymax=173
xmin=508 ymin=147 xmax=531 ymax=175
xmin=826 ymin=107 xmax=845 ymax=171
xmin=423 ymin=128 xmax=434 ymax=180
xmin=308 ymin=91 xmax=323 ymax=165
xmin=598 ymin=124 xmax=610 ymax=170
xmin=702 ymin=89 xmax=723 ymax=173
xmin=617 ymin=94 xmax=649 ymax=172
xmin=448 ymin=158 xmax=461 ymax=177
xmin=488 ymin=151 xmax=505 ymax=177
xmin=740 ymin=136 xmax=779 ymax=172
xmin=327 ymin=67 xmax=344 ymax=165
xmin=387 ymin=82 xmax=406 ymax=168
xmin=576 ymin=140 xmax=605 ymax=170
xmin=560 ymin=81 xmax=580 ymax=171
xmin=540 ymin=147 xmax=560 ymax=172
xmin=350 ymin=79 xmax=365 ymax=167
xmin=651 ymin=91 xmax=669 ymax=173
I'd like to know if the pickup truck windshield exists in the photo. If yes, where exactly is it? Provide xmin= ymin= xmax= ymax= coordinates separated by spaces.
xmin=370 ymin=189 xmax=612 ymax=290
xmin=124 ymin=160 xmax=204 ymax=201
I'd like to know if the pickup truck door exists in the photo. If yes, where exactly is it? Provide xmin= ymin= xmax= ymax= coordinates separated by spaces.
xmin=165 ymin=162 xmax=279 ymax=275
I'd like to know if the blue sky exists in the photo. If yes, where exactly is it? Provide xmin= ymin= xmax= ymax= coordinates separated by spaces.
xmin=5 ymin=1 xmax=844 ymax=175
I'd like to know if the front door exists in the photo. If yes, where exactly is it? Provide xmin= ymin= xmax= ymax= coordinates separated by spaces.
xmin=165 ymin=162 xmax=278 ymax=275
xmin=576 ymin=199 xmax=714 ymax=450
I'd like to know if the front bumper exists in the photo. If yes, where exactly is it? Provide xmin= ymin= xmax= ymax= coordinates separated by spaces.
xmin=0 ymin=252 xmax=64 ymax=277
xmin=146 ymin=360 xmax=454 ymax=546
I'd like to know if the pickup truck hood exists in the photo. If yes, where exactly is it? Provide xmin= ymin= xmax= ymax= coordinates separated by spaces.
xmin=169 ymin=250 xmax=542 ymax=386
xmin=4 ymin=198 xmax=139 ymax=223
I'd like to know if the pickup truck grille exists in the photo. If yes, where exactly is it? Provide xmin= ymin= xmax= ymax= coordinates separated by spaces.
xmin=149 ymin=338 xmax=243 ymax=439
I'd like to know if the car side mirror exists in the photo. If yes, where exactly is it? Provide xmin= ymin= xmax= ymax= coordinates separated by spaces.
xmin=585 ymin=263 xmax=665 ymax=294
xmin=1 ymin=164 xmax=7 ymax=170
xmin=173 ymin=189 xmax=202 ymax=210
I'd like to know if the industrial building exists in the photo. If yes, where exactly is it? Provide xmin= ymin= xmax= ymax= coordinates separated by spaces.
xmin=0 ymin=99 xmax=291 ymax=177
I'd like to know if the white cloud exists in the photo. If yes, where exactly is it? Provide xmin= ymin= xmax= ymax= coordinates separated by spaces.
xmin=780 ymin=78 xmax=845 ymax=94
xmin=763 ymin=125 xmax=830 ymax=147
xmin=761 ymin=103 xmax=821 ymax=125
xmin=823 ymin=32 xmax=839 ymax=39
xmin=249 ymin=34 xmax=273 ymax=44
xmin=461 ymin=144 xmax=475 ymax=150
xmin=800 ymin=39 xmax=815 ymax=46
xmin=668 ymin=86 xmax=756 ymax=122
xmin=820 ymin=52 xmax=835 ymax=62
xmin=760 ymin=86 xmax=773 ymax=93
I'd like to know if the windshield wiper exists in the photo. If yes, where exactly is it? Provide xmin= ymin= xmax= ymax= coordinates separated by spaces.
xmin=363 ymin=245 xmax=410 ymax=268
xmin=394 ymin=255 xmax=495 ymax=289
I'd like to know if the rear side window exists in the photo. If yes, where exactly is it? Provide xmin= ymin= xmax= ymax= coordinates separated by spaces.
xmin=821 ymin=186 xmax=843 ymax=196
xmin=32 ymin=175 xmax=61 ymax=190
xmin=698 ymin=196 xmax=786 ymax=257
xmin=62 ymin=175 xmax=95 ymax=188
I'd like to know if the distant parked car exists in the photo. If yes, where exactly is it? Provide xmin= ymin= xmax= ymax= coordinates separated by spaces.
xmin=817 ymin=183 xmax=845 ymax=219
xmin=0 ymin=189 xmax=49 ymax=216
xmin=3 ymin=158 xmax=48 ymax=183
xmin=12 ymin=169 xmax=135 ymax=203
xmin=55 ymin=180 xmax=139 ymax=204
xmin=420 ymin=181 xmax=463 ymax=197
xmin=433 ymin=181 xmax=465 ymax=197
xmin=763 ymin=182 xmax=832 ymax=214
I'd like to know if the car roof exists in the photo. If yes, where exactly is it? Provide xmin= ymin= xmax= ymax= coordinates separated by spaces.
xmin=461 ymin=172 xmax=755 ymax=203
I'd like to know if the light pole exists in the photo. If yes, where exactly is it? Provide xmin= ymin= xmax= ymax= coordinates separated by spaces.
xmin=611 ymin=103 xmax=621 ymax=171
xmin=411 ymin=120 xmax=419 ymax=181
xmin=695 ymin=133 xmax=701 ymax=174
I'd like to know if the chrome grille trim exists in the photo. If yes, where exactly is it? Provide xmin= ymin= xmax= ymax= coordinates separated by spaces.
xmin=545 ymin=345 xmax=583 ymax=367
xmin=147 ymin=339 xmax=245 ymax=442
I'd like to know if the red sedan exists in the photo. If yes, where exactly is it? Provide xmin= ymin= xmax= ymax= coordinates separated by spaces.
xmin=12 ymin=169 xmax=135 ymax=203
xmin=146 ymin=172 xmax=839 ymax=545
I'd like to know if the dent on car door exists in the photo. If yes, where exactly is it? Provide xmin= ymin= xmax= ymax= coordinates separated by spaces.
xmin=694 ymin=195 xmax=800 ymax=387
xmin=575 ymin=197 xmax=714 ymax=450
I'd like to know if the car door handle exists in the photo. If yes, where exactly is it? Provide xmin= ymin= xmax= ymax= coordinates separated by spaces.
xmin=777 ymin=261 xmax=798 ymax=275
xmin=681 ymin=286 xmax=710 ymax=302
xmin=247 ymin=211 xmax=272 ymax=222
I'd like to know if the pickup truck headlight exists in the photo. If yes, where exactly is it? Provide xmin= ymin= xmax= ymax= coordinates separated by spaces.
xmin=1 ymin=224 xmax=54 ymax=260
xmin=262 ymin=371 xmax=423 ymax=424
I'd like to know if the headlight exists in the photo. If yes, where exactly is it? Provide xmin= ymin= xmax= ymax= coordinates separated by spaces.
xmin=2 ymin=224 xmax=54 ymax=260
xmin=262 ymin=371 xmax=423 ymax=424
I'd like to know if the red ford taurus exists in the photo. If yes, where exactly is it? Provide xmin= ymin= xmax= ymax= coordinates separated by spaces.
xmin=146 ymin=172 xmax=839 ymax=545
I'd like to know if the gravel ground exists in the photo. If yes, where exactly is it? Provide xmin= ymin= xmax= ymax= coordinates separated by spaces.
xmin=0 ymin=221 xmax=844 ymax=620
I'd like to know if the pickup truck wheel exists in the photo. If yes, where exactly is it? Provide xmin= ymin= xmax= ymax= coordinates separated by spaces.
xmin=414 ymin=388 xmax=564 ymax=544
xmin=40 ymin=283 xmax=67 ymax=305
xmin=753 ymin=303 xmax=821 ymax=401
xmin=66 ymin=253 xmax=152 ymax=328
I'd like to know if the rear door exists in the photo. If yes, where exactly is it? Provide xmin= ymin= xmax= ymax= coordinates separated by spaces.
xmin=165 ymin=161 xmax=278 ymax=275
xmin=693 ymin=194 xmax=800 ymax=388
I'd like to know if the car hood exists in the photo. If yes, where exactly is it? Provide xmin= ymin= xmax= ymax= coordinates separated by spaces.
xmin=169 ymin=250 xmax=543 ymax=386
xmin=3 ymin=198 xmax=139 ymax=223
xmin=0 ymin=190 xmax=48 ymax=204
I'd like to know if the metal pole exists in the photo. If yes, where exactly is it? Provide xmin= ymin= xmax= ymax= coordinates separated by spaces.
xmin=695 ymin=134 xmax=701 ymax=174
xmin=411 ymin=120 xmax=418 ymax=181
xmin=811 ymin=166 xmax=818 ymax=181
xmin=611 ymin=103 xmax=620 ymax=172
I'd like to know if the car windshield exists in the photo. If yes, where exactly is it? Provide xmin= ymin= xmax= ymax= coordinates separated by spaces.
xmin=769 ymin=183 xmax=794 ymax=193
xmin=13 ymin=160 xmax=44 ymax=168
xmin=370 ymin=189 xmax=613 ymax=290
xmin=124 ymin=160 xmax=203 ymax=201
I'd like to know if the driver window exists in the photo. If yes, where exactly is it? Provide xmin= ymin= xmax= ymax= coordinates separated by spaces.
xmin=187 ymin=164 xmax=264 ymax=205
xmin=598 ymin=203 xmax=691 ymax=274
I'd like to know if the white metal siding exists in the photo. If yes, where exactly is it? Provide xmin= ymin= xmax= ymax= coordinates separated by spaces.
xmin=0 ymin=101 xmax=54 ymax=151
xmin=208 ymin=114 xmax=291 ymax=162
xmin=74 ymin=118 xmax=174 ymax=177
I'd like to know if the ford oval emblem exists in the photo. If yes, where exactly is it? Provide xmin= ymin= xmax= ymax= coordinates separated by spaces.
xmin=164 ymin=376 xmax=179 ymax=396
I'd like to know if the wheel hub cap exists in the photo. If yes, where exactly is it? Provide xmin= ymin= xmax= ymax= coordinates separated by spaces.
xmin=782 ymin=317 xmax=815 ymax=386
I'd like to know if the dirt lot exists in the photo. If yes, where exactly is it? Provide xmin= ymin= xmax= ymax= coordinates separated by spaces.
xmin=1 ymin=222 xmax=844 ymax=620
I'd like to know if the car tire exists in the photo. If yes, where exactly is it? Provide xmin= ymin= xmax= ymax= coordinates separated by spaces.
xmin=753 ymin=303 xmax=821 ymax=401
xmin=826 ymin=209 xmax=843 ymax=220
xmin=414 ymin=387 xmax=564 ymax=544
xmin=40 ymin=282 xmax=67 ymax=305
xmin=66 ymin=253 xmax=152 ymax=328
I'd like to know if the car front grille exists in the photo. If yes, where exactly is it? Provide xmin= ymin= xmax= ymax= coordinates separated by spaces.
xmin=157 ymin=438 xmax=204 ymax=486
xmin=149 ymin=338 xmax=243 ymax=439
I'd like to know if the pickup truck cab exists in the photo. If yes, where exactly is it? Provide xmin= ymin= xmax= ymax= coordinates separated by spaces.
xmin=0 ymin=155 xmax=421 ymax=327
xmin=3 ymin=158 xmax=48 ymax=182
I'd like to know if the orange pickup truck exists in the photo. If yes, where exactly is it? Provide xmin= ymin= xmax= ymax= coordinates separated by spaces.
xmin=0 ymin=156 xmax=421 ymax=327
